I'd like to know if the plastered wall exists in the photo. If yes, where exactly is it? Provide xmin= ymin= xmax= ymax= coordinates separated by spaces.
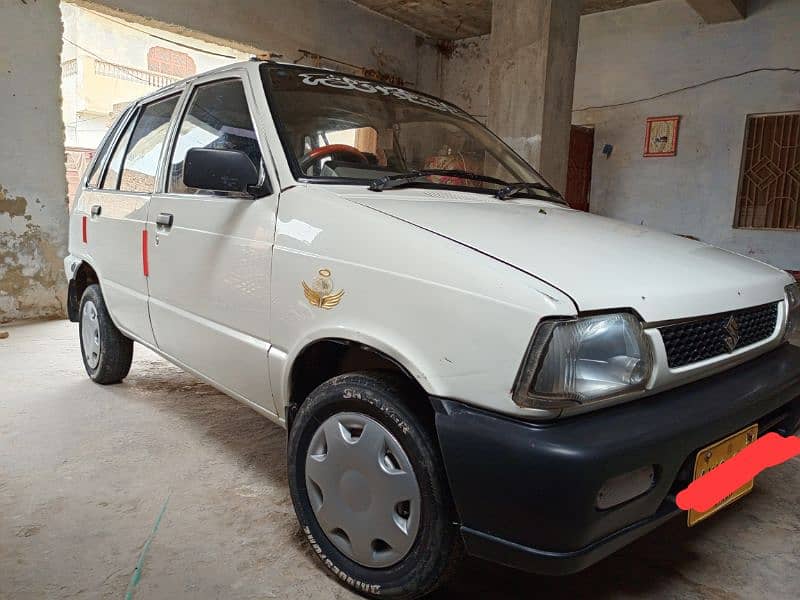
xmin=0 ymin=0 xmax=69 ymax=322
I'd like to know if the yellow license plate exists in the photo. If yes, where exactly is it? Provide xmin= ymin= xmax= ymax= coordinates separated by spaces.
xmin=687 ymin=424 xmax=758 ymax=527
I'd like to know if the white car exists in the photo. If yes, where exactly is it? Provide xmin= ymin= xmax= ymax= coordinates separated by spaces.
xmin=65 ymin=59 xmax=800 ymax=598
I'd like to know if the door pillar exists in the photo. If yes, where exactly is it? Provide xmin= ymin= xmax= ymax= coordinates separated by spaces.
xmin=487 ymin=0 xmax=581 ymax=193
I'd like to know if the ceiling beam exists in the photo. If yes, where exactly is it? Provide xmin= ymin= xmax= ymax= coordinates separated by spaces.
xmin=685 ymin=0 xmax=747 ymax=23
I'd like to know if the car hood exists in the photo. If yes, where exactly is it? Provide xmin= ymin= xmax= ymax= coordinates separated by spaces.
xmin=330 ymin=186 xmax=789 ymax=322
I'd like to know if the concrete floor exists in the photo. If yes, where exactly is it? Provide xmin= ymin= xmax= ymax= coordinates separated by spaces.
xmin=1 ymin=320 xmax=798 ymax=599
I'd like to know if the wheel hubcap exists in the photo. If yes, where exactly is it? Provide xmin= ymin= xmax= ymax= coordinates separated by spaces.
xmin=305 ymin=412 xmax=421 ymax=568
xmin=81 ymin=301 xmax=101 ymax=369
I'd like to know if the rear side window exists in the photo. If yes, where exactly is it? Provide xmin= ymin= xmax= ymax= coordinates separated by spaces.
xmin=119 ymin=95 xmax=180 ymax=193
xmin=168 ymin=79 xmax=262 ymax=195
xmin=101 ymin=114 xmax=136 ymax=190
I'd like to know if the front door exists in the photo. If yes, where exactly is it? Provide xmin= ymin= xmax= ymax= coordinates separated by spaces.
xmin=146 ymin=75 xmax=278 ymax=413
xmin=565 ymin=125 xmax=594 ymax=212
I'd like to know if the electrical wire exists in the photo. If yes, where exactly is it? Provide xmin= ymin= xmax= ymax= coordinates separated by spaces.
xmin=572 ymin=67 xmax=800 ymax=112
xmin=467 ymin=66 xmax=800 ymax=119
xmin=82 ymin=7 xmax=239 ymax=59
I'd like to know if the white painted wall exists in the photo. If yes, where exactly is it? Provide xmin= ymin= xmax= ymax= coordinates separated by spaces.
xmin=0 ymin=0 xmax=69 ymax=322
xmin=428 ymin=0 xmax=800 ymax=270
xmin=574 ymin=0 xmax=800 ymax=270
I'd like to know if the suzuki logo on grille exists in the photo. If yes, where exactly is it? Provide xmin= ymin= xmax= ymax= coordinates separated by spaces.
xmin=723 ymin=316 xmax=741 ymax=352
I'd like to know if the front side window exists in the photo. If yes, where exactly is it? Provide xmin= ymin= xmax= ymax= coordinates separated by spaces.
xmin=264 ymin=65 xmax=547 ymax=191
xmin=168 ymin=79 xmax=262 ymax=196
xmin=118 ymin=95 xmax=180 ymax=194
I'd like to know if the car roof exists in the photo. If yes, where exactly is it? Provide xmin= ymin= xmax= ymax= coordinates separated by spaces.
xmin=130 ymin=59 xmax=465 ymax=116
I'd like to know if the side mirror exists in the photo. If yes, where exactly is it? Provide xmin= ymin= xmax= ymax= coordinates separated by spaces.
xmin=183 ymin=147 xmax=270 ymax=196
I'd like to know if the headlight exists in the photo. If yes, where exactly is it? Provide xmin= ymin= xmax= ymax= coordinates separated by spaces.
xmin=514 ymin=313 xmax=652 ymax=412
xmin=786 ymin=282 xmax=800 ymax=340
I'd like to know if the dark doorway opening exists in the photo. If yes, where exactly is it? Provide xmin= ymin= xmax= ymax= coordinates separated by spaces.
xmin=566 ymin=125 xmax=594 ymax=212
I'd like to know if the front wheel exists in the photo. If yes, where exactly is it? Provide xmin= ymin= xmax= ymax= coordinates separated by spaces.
xmin=79 ymin=284 xmax=133 ymax=384
xmin=288 ymin=372 xmax=462 ymax=599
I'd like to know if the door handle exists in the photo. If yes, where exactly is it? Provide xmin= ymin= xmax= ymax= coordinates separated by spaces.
xmin=156 ymin=212 xmax=174 ymax=229
xmin=91 ymin=205 xmax=101 ymax=217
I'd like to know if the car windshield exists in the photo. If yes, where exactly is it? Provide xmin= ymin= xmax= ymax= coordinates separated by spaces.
xmin=263 ymin=64 xmax=548 ymax=191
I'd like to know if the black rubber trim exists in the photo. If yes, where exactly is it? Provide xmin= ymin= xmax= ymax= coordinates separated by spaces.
xmin=432 ymin=343 xmax=800 ymax=575
xmin=67 ymin=278 xmax=80 ymax=322
xmin=461 ymin=504 xmax=678 ymax=576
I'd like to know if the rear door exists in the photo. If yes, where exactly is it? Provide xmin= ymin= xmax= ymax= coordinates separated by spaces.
xmin=83 ymin=92 xmax=182 ymax=345
xmin=146 ymin=72 xmax=278 ymax=413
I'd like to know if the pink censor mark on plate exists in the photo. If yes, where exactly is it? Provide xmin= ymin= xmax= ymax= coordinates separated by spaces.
xmin=677 ymin=433 xmax=800 ymax=513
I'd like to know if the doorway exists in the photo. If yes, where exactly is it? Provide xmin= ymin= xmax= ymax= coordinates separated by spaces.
xmin=565 ymin=125 xmax=594 ymax=212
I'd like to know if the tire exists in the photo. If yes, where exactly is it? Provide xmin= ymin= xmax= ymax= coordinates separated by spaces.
xmin=78 ymin=283 xmax=133 ymax=384
xmin=288 ymin=372 xmax=463 ymax=599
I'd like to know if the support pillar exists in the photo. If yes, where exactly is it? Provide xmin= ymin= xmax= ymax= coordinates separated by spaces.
xmin=0 ymin=0 xmax=68 ymax=322
xmin=487 ymin=0 xmax=581 ymax=193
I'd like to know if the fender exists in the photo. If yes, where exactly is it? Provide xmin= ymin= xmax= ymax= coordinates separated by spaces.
xmin=271 ymin=325 xmax=436 ymax=423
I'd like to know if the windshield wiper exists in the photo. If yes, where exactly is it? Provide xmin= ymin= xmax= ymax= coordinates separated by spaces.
xmin=368 ymin=169 xmax=508 ymax=192
xmin=495 ymin=182 xmax=568 ymax=205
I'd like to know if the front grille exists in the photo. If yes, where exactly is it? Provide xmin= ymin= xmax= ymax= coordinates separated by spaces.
xmin=659 ymin=302 xmax=779 ymax=368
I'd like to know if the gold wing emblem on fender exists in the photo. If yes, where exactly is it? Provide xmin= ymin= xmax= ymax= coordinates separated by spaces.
xmin=302 ymin=269 xmax=345 ymax=309
xmin=320 ymin=288 xmax=345 ymax=309
xmin=302 ymin=280 xmax=321 ymax=306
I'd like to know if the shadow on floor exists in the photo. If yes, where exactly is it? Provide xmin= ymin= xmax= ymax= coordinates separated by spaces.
xmin=123 ymin=353 xmax=291 ymax=489
xmin=124 ymin=352 xmax=761 ymax=600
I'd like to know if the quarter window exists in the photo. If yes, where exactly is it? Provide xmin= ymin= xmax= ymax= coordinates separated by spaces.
xmin=118 ymin=95 xmax=180 ymax=194
xmin=87 ymin=110 xmax=128 ymax=189
xmin=100 ymin=113 xmax=136 ymax=190
xmin=168 ymin=79 xmax=262 ymax=195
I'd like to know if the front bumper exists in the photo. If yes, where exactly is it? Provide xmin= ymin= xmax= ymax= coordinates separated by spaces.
xmin=433 ymin=343 xmax=800 ymax=576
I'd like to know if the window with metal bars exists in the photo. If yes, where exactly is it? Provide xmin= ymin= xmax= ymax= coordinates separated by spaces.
xmin=734 ymin=112 xmax=800 ymax=230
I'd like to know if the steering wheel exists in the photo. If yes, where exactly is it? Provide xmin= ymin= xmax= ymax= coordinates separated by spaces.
xmin=300 ymin=144 xmax=369 ymax=173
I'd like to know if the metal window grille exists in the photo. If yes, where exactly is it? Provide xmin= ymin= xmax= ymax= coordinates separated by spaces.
xmin=734 ymin=112 xmax=800 ymax=230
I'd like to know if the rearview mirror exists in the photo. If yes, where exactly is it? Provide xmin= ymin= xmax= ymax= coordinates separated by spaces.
xmin=184 ymin=148 xmax=270 ymax=196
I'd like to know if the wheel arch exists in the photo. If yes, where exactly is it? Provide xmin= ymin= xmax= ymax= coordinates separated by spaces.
xmin=284 ymin=336 xmax=433 ymax=430
xmin=67 ymin=260 xmax=100 ymax=322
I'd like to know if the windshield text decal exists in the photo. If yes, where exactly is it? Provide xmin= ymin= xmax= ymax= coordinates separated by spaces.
xmin=297 ymin=73 xmax=464 ymax=116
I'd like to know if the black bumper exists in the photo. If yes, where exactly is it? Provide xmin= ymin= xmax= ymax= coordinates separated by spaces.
xmin=433 ymin=343 xmax=800 ymax=576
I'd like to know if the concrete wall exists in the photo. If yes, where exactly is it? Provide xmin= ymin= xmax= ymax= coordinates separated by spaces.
xmin=77 ymin=0 xmax=421 ymax=84
xmin=0 ymin=0 xmax=69 ymax=323
xmin=420 ymin=36 xmax=491 ymax=123
xmin=573 ymin=0 xmax=800 ymax=269
xmin=428 ymin=0 xmax=800 ymax=269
